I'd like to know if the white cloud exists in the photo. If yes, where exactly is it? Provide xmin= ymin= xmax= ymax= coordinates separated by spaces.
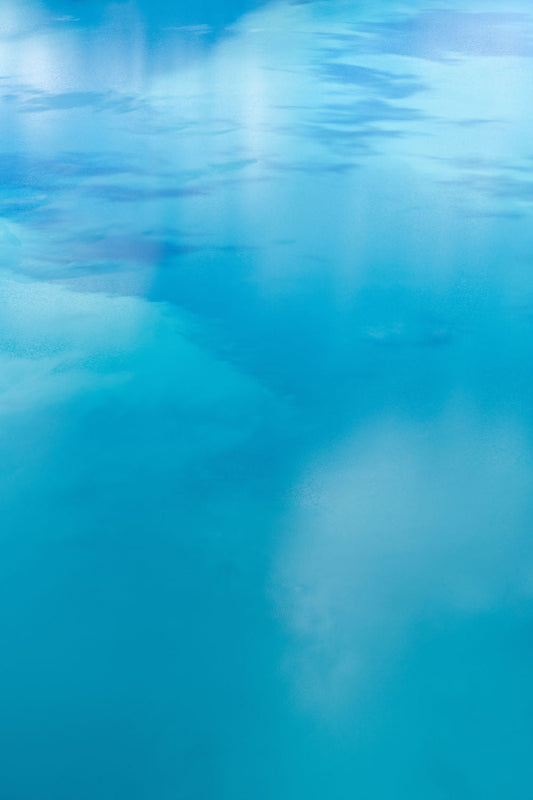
xmin=274 ymin=409 xmax=533 ymax=711
xmin=0 ymin=276 xmax=285 ymax=520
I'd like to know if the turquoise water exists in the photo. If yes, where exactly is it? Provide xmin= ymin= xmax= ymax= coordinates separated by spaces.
xmin=1 ymin=0 xmax=533 ymax=796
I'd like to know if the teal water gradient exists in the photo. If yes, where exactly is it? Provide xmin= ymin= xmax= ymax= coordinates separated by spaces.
xmin=1 ymin=0 xmax=533 ymax=797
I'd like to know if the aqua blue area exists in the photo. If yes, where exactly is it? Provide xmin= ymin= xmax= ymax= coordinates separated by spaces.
xmin=1 ymin=0 xmax=533 ymax=797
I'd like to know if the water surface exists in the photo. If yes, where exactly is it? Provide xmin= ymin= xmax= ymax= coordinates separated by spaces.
xmin=1 ymin=0 xmax=533 ymax=797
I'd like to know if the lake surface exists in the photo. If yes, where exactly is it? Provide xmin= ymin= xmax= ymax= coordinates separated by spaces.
xmin=1 ymin=0 xmax=533 ymax=797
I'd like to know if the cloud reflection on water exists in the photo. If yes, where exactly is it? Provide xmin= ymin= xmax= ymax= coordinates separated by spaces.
xmin=2 ymin=0 xmax=533 ymax=797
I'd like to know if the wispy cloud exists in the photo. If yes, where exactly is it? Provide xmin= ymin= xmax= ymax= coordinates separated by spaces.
xmin=16 ymin=90 xmax=148 ymax=114
xmin=319 ymin=61 xmax=426 ymax=98
xmin=329 ymin=11 xmax=533 ymax=62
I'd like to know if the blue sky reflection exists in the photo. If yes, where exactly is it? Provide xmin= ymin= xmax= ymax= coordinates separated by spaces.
xmin=1 ymin=0 xmax=533 ymax=797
